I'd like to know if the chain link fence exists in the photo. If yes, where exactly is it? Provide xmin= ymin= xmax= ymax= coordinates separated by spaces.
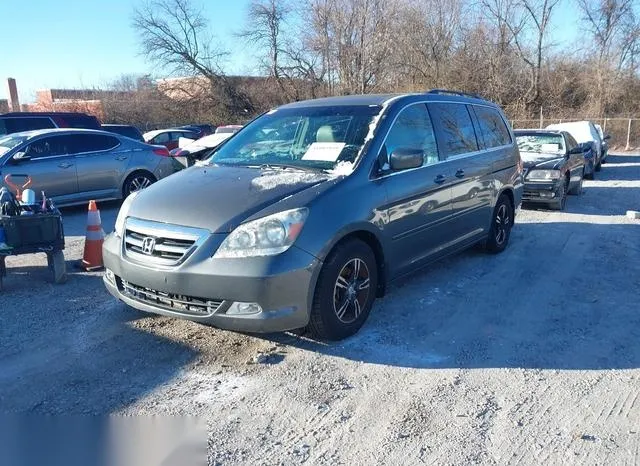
xmin=510 ymin=117 xmax=640 ymax=151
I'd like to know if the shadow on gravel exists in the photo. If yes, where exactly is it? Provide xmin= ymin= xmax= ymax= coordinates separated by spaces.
xmin=259 ymin=220 xmax=640 ymax=371
xmin=0 ymin=272 xmax=198 ymax=414
xmin=59 ymin=200 xmax=120 ymax=237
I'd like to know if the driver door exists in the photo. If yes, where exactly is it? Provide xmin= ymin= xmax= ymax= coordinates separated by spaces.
xmin=1 ymin=135 xmax=79 ymax=203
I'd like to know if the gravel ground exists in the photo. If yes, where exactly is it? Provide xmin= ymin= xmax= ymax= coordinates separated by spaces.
xmin=1 ymin=153 xmax=639 ymax=465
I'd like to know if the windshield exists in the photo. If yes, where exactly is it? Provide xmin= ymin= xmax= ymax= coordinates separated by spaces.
xmin=208 ymin=105 xmax=381 ymax=171
xmin=0 ymin=134 xmax=27 ymax=157
xmin=516 ymin=134 xmax=565 ymax=155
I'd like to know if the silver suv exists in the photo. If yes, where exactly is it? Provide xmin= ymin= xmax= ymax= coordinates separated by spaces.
xmin=103 ymin=91 xmax=524 ymax=340
xmin=0 ymin=129 xmax=178 ymax=206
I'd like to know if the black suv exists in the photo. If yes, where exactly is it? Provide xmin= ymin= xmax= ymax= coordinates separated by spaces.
xmin=0 ymin=112 xmax=101 ymax=136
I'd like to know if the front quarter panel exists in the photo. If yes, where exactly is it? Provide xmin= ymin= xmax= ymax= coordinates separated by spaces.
xmin=291 ymin=175 xmax=388 ymax=263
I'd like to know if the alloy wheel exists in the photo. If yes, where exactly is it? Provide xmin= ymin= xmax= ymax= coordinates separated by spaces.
xmin=494 ymin=204 xmax=510 ymax=245
xmin=333 ymin=258 xmax=371 ymax=324
xmin=129 ymin=176 xmax=152 ymax=193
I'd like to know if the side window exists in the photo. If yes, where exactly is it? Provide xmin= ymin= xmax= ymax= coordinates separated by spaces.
xmin=472 ymin=106 xmax=512 ymax=148
xmin=69 ymin=134 xmax=120 ymax=153
xmin=428 ymin=103 xmax=479 ymax=158
xmin=175 ymin=131 xmax=194 ymax=140
xmin=25 ymin=136 xmax=71 ymax=159
xmin=565 ymin=133 xmax=578 ymax=151
xmin=153 ymin=132 xmax=171 ymax=144
xmin=381 ymin=104 xmax=439 ymax=169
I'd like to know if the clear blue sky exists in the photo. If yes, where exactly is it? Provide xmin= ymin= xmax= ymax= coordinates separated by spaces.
xmin=0 ymin=0 xmax=580 ymax=104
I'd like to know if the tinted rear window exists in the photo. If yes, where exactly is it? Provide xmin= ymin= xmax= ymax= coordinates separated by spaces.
xmin=428 ymin=103 xmax=479 ymax=158
xmin=0 ymin=117 xmax=56 ymax=135
xmin=69 ymin=134 xmax=120 ymax=153
xmin=473 ymin=106 xmax=512 ymax=148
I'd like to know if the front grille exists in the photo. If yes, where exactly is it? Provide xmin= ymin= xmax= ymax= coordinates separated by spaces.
xmin=118 ymin=278 xmax=223 ymax=316
xmin=123 ymin=218 xmax=209 ymax=267
xmin=523 ymin=190 xmax=542 ymax=199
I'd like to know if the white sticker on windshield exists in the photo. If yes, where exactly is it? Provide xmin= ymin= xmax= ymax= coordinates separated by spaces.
xmin=302 ymin=142 xmax=346 ymax=161
xmin=541 ymin=143 xmax=560 ymax=153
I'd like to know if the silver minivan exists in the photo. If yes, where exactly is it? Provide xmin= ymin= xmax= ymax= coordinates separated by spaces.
xmin=103 ymin=91 xmax=524 ymax=340
xmin=0 ymin=129 xmax=178 ymax=206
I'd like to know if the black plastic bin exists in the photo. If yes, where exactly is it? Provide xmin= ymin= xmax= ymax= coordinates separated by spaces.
xmin=1 ymin=212 xmax=65 ymax=250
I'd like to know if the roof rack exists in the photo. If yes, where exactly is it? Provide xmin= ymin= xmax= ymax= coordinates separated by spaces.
xmin=427 ymin=89 xmax=482 ymax=99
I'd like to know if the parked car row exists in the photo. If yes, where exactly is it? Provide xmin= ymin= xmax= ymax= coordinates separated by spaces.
xmin=0 ymin=98 xmax=615 ymax=342
xmin=515 ymin=120 xmax=611 ymax=210
xmin=0 ymin=111 xmax=226 ymax=148
xmin=0 ymin=129 xmax=178 ymax=206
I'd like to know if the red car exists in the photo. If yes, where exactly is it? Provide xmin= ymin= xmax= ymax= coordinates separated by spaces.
xmin=143 ymin=128 xmax=198 ymax=151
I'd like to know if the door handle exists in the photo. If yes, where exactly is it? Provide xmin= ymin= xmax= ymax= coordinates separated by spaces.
xmin=58 ymin=162 xmax=73 ymax=169
xmin=434 ymin=174 xmax=446 ymax=184
xmin=115 ymin=155 xmax=128 ymax=161
xmin=455 ymin=169 xmax=465 ymax=178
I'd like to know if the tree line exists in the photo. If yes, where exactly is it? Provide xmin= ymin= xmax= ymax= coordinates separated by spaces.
xmin=103 ymin=0 xmax=640 ymax=128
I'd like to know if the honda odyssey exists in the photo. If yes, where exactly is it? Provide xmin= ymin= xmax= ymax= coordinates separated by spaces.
xmin=103 ymin=91 xmax=523 ymax=340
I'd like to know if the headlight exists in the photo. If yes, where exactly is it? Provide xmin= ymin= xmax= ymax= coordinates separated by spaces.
xmin=526 ymin=169 xmax=561 ymax=181
xmin=214 ymin=208 xmax=308 ymax=258
xmin=114 ymin=191 xmax=140 ymax=237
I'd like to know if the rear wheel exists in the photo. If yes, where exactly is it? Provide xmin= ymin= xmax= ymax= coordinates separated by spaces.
xmin=123 ymin=171 xmax=156 ymax=197
xmin=485 ymin=194 xmax=513 ymax=254
xmin=309 ymin=239 xmax=378 ymax=341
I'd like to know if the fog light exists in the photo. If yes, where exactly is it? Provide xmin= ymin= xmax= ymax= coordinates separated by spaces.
xmin=105 ymin=269 xmax=115 ymax=285
xmin=226 ymin=302 xmax=262 ymax=315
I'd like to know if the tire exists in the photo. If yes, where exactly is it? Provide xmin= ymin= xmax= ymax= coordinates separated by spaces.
xmin=569 ymin=170 xmax=584 ymax=195
xmin=48 ymin=250 xmax=67 ymax=284
xmin=123 ymin=171 xmax=156 ymax=197
xmin=551 ymin=178 xmax=568 ymax=210
xmin=595 ymin=160 xmax=602 ymax=172
xmin=584 ymin=167 xmax=595 ymax=180
xmin=309 ymin=239 xmax=378 ymax=341
xmin=485 ymin=194 xmax=514 ymax=254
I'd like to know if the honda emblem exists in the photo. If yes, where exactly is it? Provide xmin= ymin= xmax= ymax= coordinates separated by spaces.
xmin=141 ymin=237 xmax=156 ymax=255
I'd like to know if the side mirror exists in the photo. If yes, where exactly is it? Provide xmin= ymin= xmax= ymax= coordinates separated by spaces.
xmin=569 ymin=145 xmax=584 ymax=155
xmin=389 ymin=148 xmax=424 ymax=171
xmin=12 ymin=151 xmax=31 ymax=163
xmin=604 ymin=134 xmax=611 ymax=141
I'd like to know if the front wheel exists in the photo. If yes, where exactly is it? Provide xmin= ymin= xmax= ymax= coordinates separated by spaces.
xmin=551 ymin=178 xmax=568 ymax=210
xmin=485 ymin=194 xmax=513 ymax=254
xmin=309 ymin=239 xmax=378 ymax=340
xmin=569 ymin=170 xmax=584 ymax=195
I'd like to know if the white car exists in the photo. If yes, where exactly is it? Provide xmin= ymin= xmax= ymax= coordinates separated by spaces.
xmin=546 ymin=121 xmax=606 ymax=173
xmin=169 ymin=132 xmax=235 ymax=166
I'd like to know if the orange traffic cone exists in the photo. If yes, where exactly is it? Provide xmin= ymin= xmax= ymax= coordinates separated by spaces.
xmin=81 ymin=200 xmax=105 ymax=271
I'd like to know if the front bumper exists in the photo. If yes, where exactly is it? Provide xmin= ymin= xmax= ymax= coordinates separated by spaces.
xmin=522 ymin=180 xmax=563 ymax=204
xmin=102 ymin=232 xmax=322 ymax=333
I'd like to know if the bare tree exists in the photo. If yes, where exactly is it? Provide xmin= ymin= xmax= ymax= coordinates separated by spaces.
xmin=133 ymin=0 xmax=256 ymax=120
xmin=133 ymin=0 xmax=226 ymax=79
xmin=511 ymin=0 xmax=562 ymax=111
xmin=240 ymin=0 xmax=289 ymax=78
xmin=577 ymin=0 xmax=640 ymax=114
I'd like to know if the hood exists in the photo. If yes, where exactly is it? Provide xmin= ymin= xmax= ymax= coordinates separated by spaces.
xmin=520 ymin=152 xmax=565 ymax=170
xmin=127 ymin=165 xmax=330 ymax=233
